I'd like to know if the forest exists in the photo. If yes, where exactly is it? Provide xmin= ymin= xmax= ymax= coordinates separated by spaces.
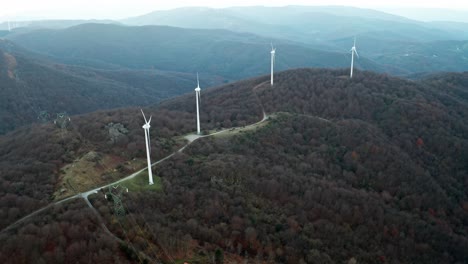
xmin=0 ymin=68 xmax=467 ymax=263
xmin=0 ymin=40 xmax=220 ymax=134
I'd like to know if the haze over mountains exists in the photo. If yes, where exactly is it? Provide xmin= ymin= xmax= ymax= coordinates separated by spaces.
xmin=123 ymin=6 xmax=468 ymax=73
xmin=124 ymin=6 xmax=468 ymax=41
xmin=3 ymin=6 xmax=468 ymax=79
xmin=6 ymin=23 xmax=384 ymax=76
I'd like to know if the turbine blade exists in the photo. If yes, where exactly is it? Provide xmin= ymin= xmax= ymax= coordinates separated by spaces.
xmin=355 ymin=49 xmax=359 ymax=58
xmin=197 ymin=72 xmax=200 ymax=88
xmin=141 ymin=109 xmax=148 ymax=123
xmin=148 ymin=115 xmax=152 ymax=124
xmin=354 ymin=36 xmax=356 ymax=47
xmin=271 ymin=42 xmax=274 ymax=50
xmin=198 ymin=91 xmax=201 ymax=105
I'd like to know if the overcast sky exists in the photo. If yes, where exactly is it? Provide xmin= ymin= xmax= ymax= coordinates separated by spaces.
xmin=2 ymin=0 xmax=468 ymax=20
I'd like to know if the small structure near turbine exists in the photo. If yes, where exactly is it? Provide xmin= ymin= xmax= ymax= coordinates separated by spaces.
xmin=270 ymin=43 xmax=276 ymax=86
xmin=141 ymin=109 xmax=154 ymax=185
xmin=195 ymin=73 xmax=201 ymax=135
xmin=350 ymin=37 xmax=359 ymax=78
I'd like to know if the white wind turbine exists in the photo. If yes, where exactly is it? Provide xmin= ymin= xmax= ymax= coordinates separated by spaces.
xmin=141 ymin=109 xmax=154 ymax=185
xmin=195 ymin=73 xmax=201 ymax=135
xmin=7 ymin=21 xmax=10 ymax=31
xmin=350 ymin=37 xmax=359 ymax=78
xmin=270 ymin=43 xmax=276 ymax=86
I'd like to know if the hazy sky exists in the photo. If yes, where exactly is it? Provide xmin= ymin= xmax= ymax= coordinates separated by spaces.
xmin=2 ymin=0 xmax=468 ymax=20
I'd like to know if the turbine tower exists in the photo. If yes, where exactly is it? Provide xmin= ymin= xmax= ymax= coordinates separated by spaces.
xmin=141 ymin=109 xmax=154 ymax=185
xmin=195 ymin=73 xmax=201 ymax=134
xmin=350 ymin=37 xmax=359 ymax=78
xmin=270 ymin=43 xmax=276 ymax=86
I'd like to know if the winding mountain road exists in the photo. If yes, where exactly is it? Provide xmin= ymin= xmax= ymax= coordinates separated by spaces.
xmin=1 ymin=80 xmax=331 ymax=238
xmin=0 ymin=83 xmax=271 ymax=234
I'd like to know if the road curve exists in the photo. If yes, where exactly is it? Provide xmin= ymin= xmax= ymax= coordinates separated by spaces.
xmin=1 ymin=80 xmax=334 ymax=234
xmin=1 ymin=83 xmax=270 ymax=234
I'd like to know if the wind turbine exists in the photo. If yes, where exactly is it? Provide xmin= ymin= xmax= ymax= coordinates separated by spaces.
xmin=195 ymin=73 xmax=201 ymax=135
xmin=7 ymin=21 xmax=10 ymax=31
xmin=350 ymin=37 xmax=359 ymax=78
xmin=270 ymin=43 xmax=276 ymax=86
xmin=141 ymin=109 xmax=154 ymax=185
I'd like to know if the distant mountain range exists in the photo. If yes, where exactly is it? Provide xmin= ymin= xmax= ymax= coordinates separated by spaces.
xmin=5 ymin=23 xmax=386 ymax=78
xmin=123 ymin=6 xmax=468 ymax=42
xmin=3 ymin=6 xmax=468 ymax=78
xmin=122 ymin=6 xmax=468 ymax=74
xmin=0 ymin=19 xmax=119 ymax=30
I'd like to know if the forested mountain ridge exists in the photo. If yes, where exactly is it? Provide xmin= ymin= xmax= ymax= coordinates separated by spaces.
xmin=122 ymin=6 xmax=468 ymax=75
xmin=0 ymin=68 xmax=467 ymax=263
xmin=123 ymin=6 xmax=462 ymax=42
xmin=0 ymin=39 xmax=221 ymax=134
xmin=142 ymin=68 xmax=468 ymax=263
xmin=6 ymin=23 xmax=391 ymax=77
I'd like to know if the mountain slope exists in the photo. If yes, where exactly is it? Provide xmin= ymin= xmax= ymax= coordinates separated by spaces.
xmin=123 ymin=6 xmax=468 ymax=42
xmin=6 ymin=23 xmax=390 ymax=78
xmin=122 ymin=6 xmax=455 ymax=43
xmin=0 ymin=39 xmax=221 ymax=134
xmin=122 ymin=6 xmax=468 ymax=75
xmin=0 ymin=68 xmax=467 ymax=263
xmin=135 ymin=69 xmax=468 ymax=263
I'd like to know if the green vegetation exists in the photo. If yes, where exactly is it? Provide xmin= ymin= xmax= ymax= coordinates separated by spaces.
xmin=120 ymin=171 xmax=162 ymax=192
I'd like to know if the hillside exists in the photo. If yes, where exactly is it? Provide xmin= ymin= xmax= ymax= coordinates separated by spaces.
xmin=0 ymin=39 xmax=223 ymax=134
xmin=122 ymin=6 xmax=468 ymax=75
xmin=123 ymin=6 xmax=459 ymax=42
xmin=0 ymin=68 xmax=467 ymax=263
xmin=6 ymin=23 xmax=389 ymax=77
